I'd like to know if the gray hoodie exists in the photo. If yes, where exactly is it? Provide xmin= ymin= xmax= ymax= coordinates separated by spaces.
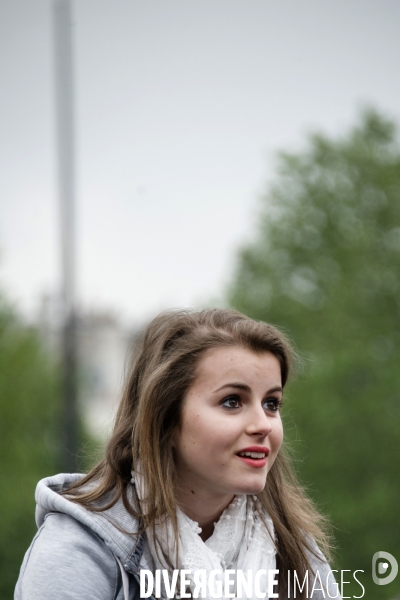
xmin=14 ymin=473 xmax=341 ymax=600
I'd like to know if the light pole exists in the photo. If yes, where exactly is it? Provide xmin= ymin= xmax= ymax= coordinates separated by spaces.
xmin=54 ymin=0 xmax=78 ymax=472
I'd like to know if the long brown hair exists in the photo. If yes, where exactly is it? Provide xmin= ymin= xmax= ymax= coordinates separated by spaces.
xmin=66 ymin=308 xmax=332 ymax=598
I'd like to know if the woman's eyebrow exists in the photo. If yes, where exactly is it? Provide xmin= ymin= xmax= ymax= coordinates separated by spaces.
xmin=213 ymin=383 xmax=283 ymax=394
xmin=266 ymin=386 xmax=283 ymax=394
xmin=214 ymin=382 xmax=251 ymax=393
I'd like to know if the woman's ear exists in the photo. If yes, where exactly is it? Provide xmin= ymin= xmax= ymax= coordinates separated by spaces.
xmin=170 ymin=417 xmax=183 ymax=450
xmin=170 ymin=430 xmax=177 ymax=449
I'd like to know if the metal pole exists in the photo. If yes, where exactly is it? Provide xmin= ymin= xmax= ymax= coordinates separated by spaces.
xmin=54 ymin=0 xmax=78 ymax=472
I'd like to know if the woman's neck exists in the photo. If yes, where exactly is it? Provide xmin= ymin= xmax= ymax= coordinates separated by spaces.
xmin=177 ymin=487 xmax=235 ymax=541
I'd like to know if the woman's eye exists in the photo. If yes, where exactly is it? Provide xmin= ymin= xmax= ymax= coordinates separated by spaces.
xmin=221 ymin=396 xmax=241 ymax=409
xmin=263 ymin=398 xmax=282 ymax=412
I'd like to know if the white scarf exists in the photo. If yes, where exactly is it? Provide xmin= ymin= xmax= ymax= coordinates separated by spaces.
xmin=132 ymin=471 xmax=276 ymax=600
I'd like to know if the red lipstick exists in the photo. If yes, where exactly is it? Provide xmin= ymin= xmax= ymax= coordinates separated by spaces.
xmin=236 ymin=446 xmax=270 ymax=469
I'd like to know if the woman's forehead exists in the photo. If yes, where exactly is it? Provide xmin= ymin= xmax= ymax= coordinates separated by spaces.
xmin=193 ymin=346 xmax=282 ymax=387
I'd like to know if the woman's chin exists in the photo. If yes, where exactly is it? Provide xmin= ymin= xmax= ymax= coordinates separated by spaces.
xmin=236 ymin=475 xmax=267 ymax=496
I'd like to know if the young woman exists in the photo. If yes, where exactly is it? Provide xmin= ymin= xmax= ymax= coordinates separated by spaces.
xmin=15 ymin=309 xmax=340 ymax=600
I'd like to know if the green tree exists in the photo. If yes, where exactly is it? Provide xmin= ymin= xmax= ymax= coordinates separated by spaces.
xmin=0 ymin=295 xmax=61 ymax=598
xmin=229 ymin=110 xmax=400 ymax=599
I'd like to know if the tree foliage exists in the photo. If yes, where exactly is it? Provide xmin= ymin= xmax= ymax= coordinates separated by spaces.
xmin=229 ymin=109 xmax=400 ymax=599
xmin=0 ymin=296 xmax=61 ymax=598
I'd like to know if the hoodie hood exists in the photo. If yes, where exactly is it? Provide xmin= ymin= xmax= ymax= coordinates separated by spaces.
xmin=35 ymin=473 xmax=144 ymax=573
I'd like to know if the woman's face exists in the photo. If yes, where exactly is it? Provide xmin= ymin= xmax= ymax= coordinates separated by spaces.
xmin=173 ymin=346 xmax=284 ymax=505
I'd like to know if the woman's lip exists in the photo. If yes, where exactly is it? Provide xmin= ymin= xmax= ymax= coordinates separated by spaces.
xmin=237 ymin=455 xmax=267 ymax=468
xmin=236 ymin=446 xmax=270 ymax=455
xmin=236 ymin=446 xmax=269 ymax=468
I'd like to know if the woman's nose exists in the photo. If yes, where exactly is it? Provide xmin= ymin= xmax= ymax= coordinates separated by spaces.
xmin=245 ymin=405 xmax=273 ymax=437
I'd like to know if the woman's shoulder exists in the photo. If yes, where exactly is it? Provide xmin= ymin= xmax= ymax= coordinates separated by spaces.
xmin=15 ymin=473 xmax=144 ymax=600
xmin=15 ymin=512 xmax=123 ymax=600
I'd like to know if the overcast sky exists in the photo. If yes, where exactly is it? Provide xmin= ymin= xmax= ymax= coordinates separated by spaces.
xmin=1 ymin=0 xmax=400 ymax=326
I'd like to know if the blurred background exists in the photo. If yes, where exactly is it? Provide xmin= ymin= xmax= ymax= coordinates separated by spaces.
xmin=1 ymin=1 xmax=400 ymax=598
